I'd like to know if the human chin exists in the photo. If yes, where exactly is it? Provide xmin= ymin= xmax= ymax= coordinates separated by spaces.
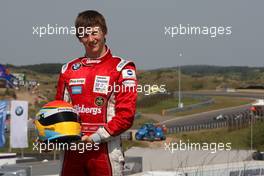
xmin=86 ymin=45 xmax=99 ymax=55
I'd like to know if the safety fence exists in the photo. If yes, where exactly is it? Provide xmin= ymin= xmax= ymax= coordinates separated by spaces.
xmin=167 ymin=121 xmax=227 ymax=134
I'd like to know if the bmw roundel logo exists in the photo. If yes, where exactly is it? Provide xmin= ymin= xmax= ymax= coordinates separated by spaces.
xmin=15 ymin=106 xmax=24 ymax=116
xmin=127 ymin=70 xmax=133 ymax=76
xmin=72 ymin=63 xmax=81 ymax=71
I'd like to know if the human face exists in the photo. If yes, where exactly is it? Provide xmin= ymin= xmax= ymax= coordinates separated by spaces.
xmin=79 ymin=26 xmax=106 ymax=59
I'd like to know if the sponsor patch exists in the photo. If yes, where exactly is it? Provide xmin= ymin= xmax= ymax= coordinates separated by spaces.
xmin=57 ymin=108 xmax=75 ymax=113
xmin=72 ymin=63 xmax=82 ymax=70
xmin=116 ymin=59 xmax=129 ymax=71
xmin=122 ymin=69 xmax=136 ymax=79
xmin=95 ymin=96 xmax=105 ymax=106
xmin=93 ymin=76 xmax=110 ymax=94
xmin=74 ymin=104 xmax=102 ymax=115
xmin=81 ymin=58 xmax=101 ymax=65
xmin=61 ymin=64 xmax=68 ymax=74
xmin=63 ymin=87 xmax=72 ymax=103
xmin=69 ymin=78 xmax=86 ymax=85
xmin=71 ymin=86 xmax=82 ymax=94
xmin=122 ymin=80 xmax=136 ymax=87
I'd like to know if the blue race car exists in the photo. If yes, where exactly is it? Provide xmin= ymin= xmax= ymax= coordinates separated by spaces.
xmin=135 ymin=123 xmax=166 ymax=141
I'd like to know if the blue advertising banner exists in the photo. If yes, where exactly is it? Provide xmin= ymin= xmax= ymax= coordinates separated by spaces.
xmin=0 ymin=101 xmax=7 ymax=147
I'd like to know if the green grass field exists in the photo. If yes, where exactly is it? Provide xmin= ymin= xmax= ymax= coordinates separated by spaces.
xmin=174 ymin=96 xmax=252 ymax=117
xmin=138 ymin=97 xmax=201 ymax=114
xmin=168 ymin=121 xmax=264 ymax=151
xmin=169 ymin=128 xmax=250 ymax=150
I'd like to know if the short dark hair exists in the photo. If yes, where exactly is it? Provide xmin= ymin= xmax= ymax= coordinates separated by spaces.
xmin=75 ymin=10 xmax=107 ymax=38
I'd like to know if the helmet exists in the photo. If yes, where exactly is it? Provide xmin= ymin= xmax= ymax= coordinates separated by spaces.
xmin=34 ymin=100 xmax=81 ymax=143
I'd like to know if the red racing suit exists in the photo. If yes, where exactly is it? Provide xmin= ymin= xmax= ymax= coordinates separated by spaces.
xmin=55 ymin=47 xmax=137 ymax=176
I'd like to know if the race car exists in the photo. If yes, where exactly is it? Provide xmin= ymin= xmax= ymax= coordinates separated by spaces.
xmin=135 ymin=123 xmax=166 ymax=141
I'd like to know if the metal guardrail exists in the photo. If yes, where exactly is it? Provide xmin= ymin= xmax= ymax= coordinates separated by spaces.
xmin=167 ymin=121 xmax=227 ymax=134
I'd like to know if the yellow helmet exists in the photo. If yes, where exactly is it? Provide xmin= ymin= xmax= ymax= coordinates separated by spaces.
xmin=34 ymin=100 xmax=81 ymax=143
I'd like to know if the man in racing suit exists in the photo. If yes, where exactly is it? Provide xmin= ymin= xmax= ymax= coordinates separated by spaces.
xmin=55 ymin=10 xmax=137 ymax=176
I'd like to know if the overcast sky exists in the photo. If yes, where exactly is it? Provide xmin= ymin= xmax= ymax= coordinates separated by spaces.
xmin=0 ymin=0 xmax=263 ymax=69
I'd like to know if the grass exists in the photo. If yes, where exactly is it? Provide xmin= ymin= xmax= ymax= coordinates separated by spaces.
xmin=132 ymin=115 xmax=158 ymax=129
xmin=138 ymin=97 xmax=201 ymax=114
xmin=174 ymin=96 xmax=252 ymax=117
xmin=0 ymin=88 xmax=16 ymax=99
xmin=168 ymin=127 xmax=253 ymax=150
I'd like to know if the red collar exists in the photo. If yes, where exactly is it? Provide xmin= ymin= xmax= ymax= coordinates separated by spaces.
xmin=81 ymin=47 xmax=111 ymax=66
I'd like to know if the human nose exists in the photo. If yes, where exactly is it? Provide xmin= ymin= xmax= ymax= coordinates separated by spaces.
xmin=87 ymin=34 xmax=96 ymax=42
xmin=81 ymin=34 xmax=94 ymax=43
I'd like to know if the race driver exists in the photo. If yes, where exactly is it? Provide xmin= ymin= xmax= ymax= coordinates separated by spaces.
xmin=55 ymin=10 xmax=137 ymax=176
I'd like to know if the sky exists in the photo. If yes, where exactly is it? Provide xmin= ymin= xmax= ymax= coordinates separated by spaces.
xmin=0 ymin=0 xmax=263 ymax=69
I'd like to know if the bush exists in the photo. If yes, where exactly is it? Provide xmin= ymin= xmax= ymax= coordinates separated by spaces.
xmin=246 ymin=121 xmax=264 ymax=150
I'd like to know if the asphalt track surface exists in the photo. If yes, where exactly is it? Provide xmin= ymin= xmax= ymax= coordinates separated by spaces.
xmin=161 ymin=91 xmax=263 ymax=128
